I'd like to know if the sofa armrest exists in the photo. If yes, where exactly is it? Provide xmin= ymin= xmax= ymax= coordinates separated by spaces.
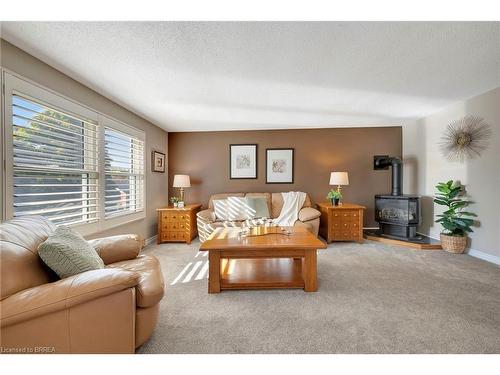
xmin=298 ymin=207 xmax=321 ymax=222
xmin=197 ymin=209 xmax=216 ymax=223
xmin=1 ymin=269 xmax=139 ymax=328
xmin=89 ymin=234 xmax=143 ymax=265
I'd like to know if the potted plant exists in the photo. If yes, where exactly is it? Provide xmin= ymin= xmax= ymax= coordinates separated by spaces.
xmin=434 ymin=180 xmax=476 ymax=253
xmin=326 ymin=189 xmax=342 ymax=206
xmin=170 ymin=196 xmax=179 ymax=208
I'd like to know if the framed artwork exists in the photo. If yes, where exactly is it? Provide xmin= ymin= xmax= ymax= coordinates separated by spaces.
xmin=266 ymin=148 xmax=294 ymax=184
xmin=152 ymin=151 xmax=166 ymax=173
xmin=229 ymin=144 xmax=258 ymax=179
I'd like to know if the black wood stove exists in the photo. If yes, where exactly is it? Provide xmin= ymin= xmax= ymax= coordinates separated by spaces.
xmin=373 ymin=155 xmax=422 ymax=241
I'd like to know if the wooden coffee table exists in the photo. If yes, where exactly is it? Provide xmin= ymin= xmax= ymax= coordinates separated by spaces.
xmin=199 ymin=226 xmax=327 ymax=293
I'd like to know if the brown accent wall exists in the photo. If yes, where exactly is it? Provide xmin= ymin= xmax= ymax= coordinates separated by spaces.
xmin=168 ymin=127 xmax=402 ymax=227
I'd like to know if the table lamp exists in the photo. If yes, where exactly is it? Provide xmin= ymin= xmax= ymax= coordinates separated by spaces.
xmin=329 ymin=172 xmax=349 ymax=203
xmin=173 ymin=174 xmax=191 ymax=202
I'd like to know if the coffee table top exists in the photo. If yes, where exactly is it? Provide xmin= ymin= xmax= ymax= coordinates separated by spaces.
xmin=199 ymin=226 xmax=327 ymax=251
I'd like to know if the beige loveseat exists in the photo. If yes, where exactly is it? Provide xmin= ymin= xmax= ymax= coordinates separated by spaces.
xmin=196 ymin=192 xmax=321 ymax=242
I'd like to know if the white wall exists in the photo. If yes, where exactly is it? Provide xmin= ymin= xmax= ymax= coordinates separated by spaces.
xmin=403 ymin=87 xmax=500 ymax=263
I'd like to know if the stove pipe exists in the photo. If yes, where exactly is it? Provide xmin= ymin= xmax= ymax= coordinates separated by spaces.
xmin=374 ymin=156 xmax=402 ymax=196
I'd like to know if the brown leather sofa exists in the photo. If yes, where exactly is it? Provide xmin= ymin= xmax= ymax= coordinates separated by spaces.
xmin=0 ymin=216 xmax=164 ymax=353
xmin=196 ymin=192 xmax=321 ymax=242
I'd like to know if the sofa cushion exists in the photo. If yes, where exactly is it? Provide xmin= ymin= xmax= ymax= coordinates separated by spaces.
xmin=208 ymin=221 xmax=245 ymax=229
xmin=0 ymin=216 xmax=57 ymax=299
xmin=245 ymin=197 xmax=270 ymax=218
xmin=271 ymin=193 xmax=312 ymax=218
xmin=298 ymin=207 xmax=321 ymax=222
xmin=227 ymin=197 xmax=249 ymax=220
xmin=213 ymin=197 xmax=257 ymax=221
xmin=208 ymin=193 xmax=245 ymax=209
xmin=213 ymin=199 xmax=229 ymax=221
xmin=107 ymin=255 xmax=164 ymax=308
xmin=245 ymin=193 xmax=272 ymax=214
xmin=38 ymin=226 xmax=104 ymax=279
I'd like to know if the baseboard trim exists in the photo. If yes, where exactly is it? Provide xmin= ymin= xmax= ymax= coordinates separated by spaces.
xmin=418 ymin=232 xmax=500 ymax=266
xmin=145 ymin=235 xmax=157 ymax=247
xmin=467 ymin=249 xmax=500 ymax=265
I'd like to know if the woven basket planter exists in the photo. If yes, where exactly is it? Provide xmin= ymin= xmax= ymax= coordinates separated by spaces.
xmin=440 ymin=233 xmax=467 ymax=254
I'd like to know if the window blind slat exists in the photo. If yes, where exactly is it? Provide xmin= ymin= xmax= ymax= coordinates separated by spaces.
xmin=14 ymin=203 xmax=99 ymax=217
xmin=13 ymin=113 xmax=95 ymax=138
xmin=104 ymin=126 xmax=144 ymax=218
xmin=13 ymin=99 xmax=97 ymax=130
xmin=13 ymin=124 xmax=97 ymax=147
xmin=12 ymin=94 xmax=99 ymax=225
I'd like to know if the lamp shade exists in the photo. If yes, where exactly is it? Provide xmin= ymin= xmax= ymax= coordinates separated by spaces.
xmin=329 ymin=172 xmax=349 ymax=186
xmin=173 ymin=174 xmax=191 ymax=188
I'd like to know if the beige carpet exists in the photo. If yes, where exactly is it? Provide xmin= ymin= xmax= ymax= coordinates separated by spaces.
xmin=138 ymin=239 xmax=500 ymax=353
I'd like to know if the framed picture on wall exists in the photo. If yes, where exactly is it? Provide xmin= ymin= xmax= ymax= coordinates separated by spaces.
xmin=152 ymin=151 xmax=166 ymax=173
xmin=229 ymin=144 xmax=257 ymax=179
xmin=266 ymin=148 xmax=294 ymax=184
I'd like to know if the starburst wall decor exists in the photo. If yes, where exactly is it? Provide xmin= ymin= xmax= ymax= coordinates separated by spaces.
xmin=439 ymin=115 xmax=492 ymax=163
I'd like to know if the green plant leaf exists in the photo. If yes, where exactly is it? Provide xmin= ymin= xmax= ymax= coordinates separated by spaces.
xmin=451 ymin=201 xmax=469 ymax=209
xmin=434 ymin=199 xmax=448 ymax=206
xmin=459 ymin=212 xmax=477 ymax=217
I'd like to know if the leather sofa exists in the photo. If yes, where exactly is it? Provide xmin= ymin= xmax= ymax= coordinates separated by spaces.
xmin=196 ymin=192 xmax=321 ymax=242
xmin=0 ymin=216 xmax=164 ymax=353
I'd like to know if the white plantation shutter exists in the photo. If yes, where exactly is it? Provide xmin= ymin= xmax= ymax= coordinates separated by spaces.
xmin=11 ymin=94 xmax=99 ymax=225
xmin=104 ymin=126 xmax=145 ymax=218
xmin=4 ymin=73 xmax=147 ymax=234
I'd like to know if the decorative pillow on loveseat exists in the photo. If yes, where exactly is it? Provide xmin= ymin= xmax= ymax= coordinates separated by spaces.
xmin=245 ymin=197 xmax=270 ymax=219
xmin=213 ymin=199 xmax=229 ymax=221
xmin=38 ymin=225 xmax=104 ymax=279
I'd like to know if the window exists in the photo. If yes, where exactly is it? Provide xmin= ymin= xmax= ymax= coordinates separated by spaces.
xmin=2 ymin=73 xmax=146 ymax=235
xmin=104 ymin=126 xmax=145 ymax=218
xmin=11 ymin=94 xmax=99 ymax=225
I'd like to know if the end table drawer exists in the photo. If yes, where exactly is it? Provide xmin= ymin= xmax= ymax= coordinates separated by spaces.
xmin=162 ymin=231 xmax=188 ymax=241
xmin=163 ymin=212 xmax=188 ymax=222
xmin=168 ymin=222 xmax=187 ymax=231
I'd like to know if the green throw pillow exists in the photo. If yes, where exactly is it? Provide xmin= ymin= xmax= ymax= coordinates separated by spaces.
xmin=245 ymin=197 xmax=270 ymax=219
xmin=38 ymin=225 xmax=104 ymax=279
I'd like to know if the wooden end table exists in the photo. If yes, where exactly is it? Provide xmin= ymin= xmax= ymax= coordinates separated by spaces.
xmin=317 ymin=202 xmax=365 ymax=243
xmin=199 ymin=226 xmax=327 ymax=293
xmin=157 ymin=204 xmax=201 ymax=244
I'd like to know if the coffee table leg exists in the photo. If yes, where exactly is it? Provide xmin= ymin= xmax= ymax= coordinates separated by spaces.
xmin=303 ymin=249 xmax=318 ymax=292
xmin=208 ymin=250 xmax=221 ymax=293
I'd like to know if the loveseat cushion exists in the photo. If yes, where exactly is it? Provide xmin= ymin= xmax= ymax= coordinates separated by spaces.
xmin=271 ymin=193 xmax=312 ymax=218
xmin=38 ymin=226 xmax=104 ymax=279
xmin=89 ymin=234 xmax=143 ymax=265
xmin=245 ymin=196 xmax=271 ymax=218
xmin=1 ymin=268 xmax=139 ymax=328
xmin=0 ymin=216 xmax=57 ymax=299
xmin=298 ymin=207 xmax=321 ymax=222
xmin=208 ymin=193 xmax=245 ymax=209
xmin=107 ymin=255 xmax=164 ymax=308
xmin=245 ymin=193 xmax=272 ymax=214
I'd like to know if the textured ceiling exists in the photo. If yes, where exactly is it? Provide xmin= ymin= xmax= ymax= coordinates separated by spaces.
xmin=1 ymin=22 xmax=499 ymax=132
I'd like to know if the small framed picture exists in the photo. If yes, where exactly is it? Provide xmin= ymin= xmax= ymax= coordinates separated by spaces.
xmin=152 ymin=151 xmax=166 ymax=173
xmin=229 ymin=144 xmax=258 ymax=179
xmin=266 ymin=148 xmax=294 ymax=184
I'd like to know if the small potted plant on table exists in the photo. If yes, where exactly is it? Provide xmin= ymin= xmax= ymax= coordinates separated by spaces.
xmin=327 ymin=189 xmax=342 ymax=206
xmin=434 ymin=180 xmax=477 ymax=253
xmin=170 ymin=196 xmax=179 ymax=208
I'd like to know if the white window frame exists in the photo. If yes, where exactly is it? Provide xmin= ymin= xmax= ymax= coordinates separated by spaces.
xmin=1 ymin=71 xmax=146 ymax=236
xmin=99 ymin=114 xmax=146 ymax=229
